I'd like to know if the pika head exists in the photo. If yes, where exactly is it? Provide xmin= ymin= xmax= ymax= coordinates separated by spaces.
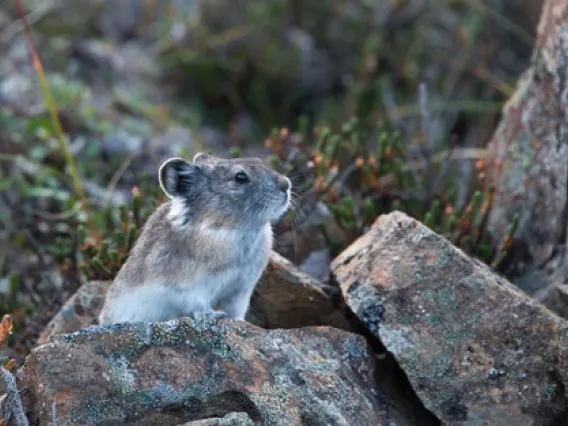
xmin=158 ymin=152 xmax=291 ymax=229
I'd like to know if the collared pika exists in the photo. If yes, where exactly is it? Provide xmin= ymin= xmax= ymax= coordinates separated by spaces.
xmin=98 ymin=152 xmax=292 ymax=325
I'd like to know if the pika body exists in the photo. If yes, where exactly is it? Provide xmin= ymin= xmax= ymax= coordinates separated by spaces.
xmin=98 ymin=152 xmax=292 ymax=325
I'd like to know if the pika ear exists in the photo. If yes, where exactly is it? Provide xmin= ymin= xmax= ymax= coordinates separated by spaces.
xmin=193 ymin=152 xmax=213 ymax=164
xmin=158 ymin=158 xmax=200 ymax=199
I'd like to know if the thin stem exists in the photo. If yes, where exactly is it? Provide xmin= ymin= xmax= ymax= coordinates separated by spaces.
xmin=14 ymin=0 xmax=95 ymax=237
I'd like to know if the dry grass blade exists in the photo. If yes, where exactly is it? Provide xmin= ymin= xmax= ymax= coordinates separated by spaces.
xmin=14 ymin=0 xmax=96 ymax=238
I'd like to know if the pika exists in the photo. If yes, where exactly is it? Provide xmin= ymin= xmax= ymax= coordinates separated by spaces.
xmin=98 ymin=152 xmax=291 ymax=325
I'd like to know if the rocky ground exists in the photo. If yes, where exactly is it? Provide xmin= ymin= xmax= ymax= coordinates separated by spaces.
xmin=11 ymin=210 xmax=568 ymax=425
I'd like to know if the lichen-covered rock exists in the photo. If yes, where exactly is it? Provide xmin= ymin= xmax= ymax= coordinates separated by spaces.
xmin=19 ymin=318 xmax=401 ymax=425
xmin=176 ymin=412 xmax=254 ymax=426
xmin=331 ymin=211 xmax=568 ymax=425
xmin=36 ymin=252 xmax=350 ymax=345
xmin=487 ymin=0 xmax=568 ymax=292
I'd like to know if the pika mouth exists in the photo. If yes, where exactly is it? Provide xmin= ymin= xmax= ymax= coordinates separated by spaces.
xmin=282 ymin=184 xmax=292 ymax=207
xmin=268 ymin=190 xmax=291 ymax=222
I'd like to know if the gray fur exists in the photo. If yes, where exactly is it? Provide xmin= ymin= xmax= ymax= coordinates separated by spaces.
xmin=98 ymin=153 xmax=291 ymax=325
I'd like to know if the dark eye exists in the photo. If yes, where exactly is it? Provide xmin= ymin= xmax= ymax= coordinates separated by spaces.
xmin=234 ymin=171 xmax=249 ymax=184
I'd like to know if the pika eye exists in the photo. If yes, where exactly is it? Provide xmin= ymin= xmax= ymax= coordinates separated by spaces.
xmin=234 ymin=171 xmax=249 ymax=184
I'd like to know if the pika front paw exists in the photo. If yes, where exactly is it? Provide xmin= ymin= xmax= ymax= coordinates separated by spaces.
xmin=193 ymin=310 xmax=230 ymax=321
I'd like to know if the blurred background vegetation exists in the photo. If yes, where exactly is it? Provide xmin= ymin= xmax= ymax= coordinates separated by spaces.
xmin=0 ymin=0 xmax=542 ymax=358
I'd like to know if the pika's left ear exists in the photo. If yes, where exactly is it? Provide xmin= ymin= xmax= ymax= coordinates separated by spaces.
xmin=158 ymin=157 xmax=201 ymax=199
xmin=193 ymin=152 xmax=213 ymax=164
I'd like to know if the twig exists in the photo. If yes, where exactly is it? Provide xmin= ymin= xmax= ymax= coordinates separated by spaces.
xmin=462 ymin=0 xmax=534 ymax=47
xmin=27 ymin=203 xmax=83 ymax=221
xmin=0 ymin=0 xmax=54 ymax=44
xmin=0 ymin=368 xmax=28 ymax=426
xmin=51 ymin=402 xmax=56 ymax=426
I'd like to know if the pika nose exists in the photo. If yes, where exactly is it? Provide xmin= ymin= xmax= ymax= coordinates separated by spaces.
xmin=277 ymin=176 xmax=290 ymax=193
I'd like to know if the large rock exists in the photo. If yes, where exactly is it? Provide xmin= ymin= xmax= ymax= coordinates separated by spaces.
xmin=36 ymin=252 xmax=350 ymax=345
xmin=486 ymin=0 xmax=568 ymax=292
xmin=19 ymin=317 xmax=407 ymax=425
xmin=331 ymin=211 xmax=568 ymax=425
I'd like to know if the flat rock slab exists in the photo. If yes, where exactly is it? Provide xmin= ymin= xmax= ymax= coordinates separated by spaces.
xmin=19 ymin=318 xmax=399 ymax=426
xmin=331 ymin=211 xmax=568 ymax=425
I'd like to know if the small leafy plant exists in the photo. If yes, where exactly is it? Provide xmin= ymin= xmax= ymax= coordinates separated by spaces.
xmin=51 ymin=186 xmax=164 ymax=281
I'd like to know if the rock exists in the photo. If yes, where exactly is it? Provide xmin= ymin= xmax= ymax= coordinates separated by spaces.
xmin=534 ymin=283 xmax=568 ymax=320
xmin=176 ymin=412 xmax=254 ymax=426
xmin=19 ymin=318 xmax=404 ymax=425
xmin=486 ymin=0 xmax=568 ymax=292
xmin=299 ymin=248 xmax=331 ymax=283
xmin=35 ymin=280 xmax=111 ymax=346
xmin=36 ymin=252 xmax=350 ymax=344
xmin=331 ymin=211 xmax=568 ymax=425
xmin=251 ymin=251 xmax=350 ymax=331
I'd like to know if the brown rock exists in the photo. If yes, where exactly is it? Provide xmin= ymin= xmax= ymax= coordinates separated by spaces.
xmin=250 ymin=251 xmax=350 ymax=331
xmin=37 ymin=252 xmax=350 ymax=345
xmin=486 ymin=0 xmax=568 ymax=293
xmin=331 ymin=211 xmax=568 ymax=425
xmin=19 ymin=317 xmax=404 ymax=425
